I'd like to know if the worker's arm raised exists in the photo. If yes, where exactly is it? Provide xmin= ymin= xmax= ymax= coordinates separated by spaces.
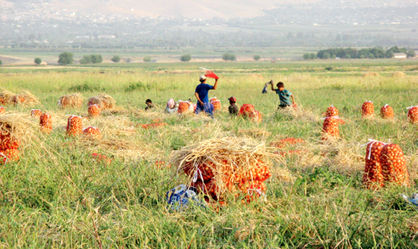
xmin=269 ymin=80 xmax=275 ymax=91
xmin=213 ymin=78 xmax=219 ymax=90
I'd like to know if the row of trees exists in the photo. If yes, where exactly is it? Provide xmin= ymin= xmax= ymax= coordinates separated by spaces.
xmin=57 ymin=52 xmax=263 ymax=65
xmin=303 ymin=47 xmax=415 ymax=60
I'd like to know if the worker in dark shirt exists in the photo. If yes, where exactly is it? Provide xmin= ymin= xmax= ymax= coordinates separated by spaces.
xmin=194 ymin=75 xmax=219 ymax=117
xmin=228 ymin=96 xmax=239 ymax=115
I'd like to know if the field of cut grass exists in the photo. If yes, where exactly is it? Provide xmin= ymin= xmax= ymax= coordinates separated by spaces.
xmin=0 ymin=60 xmax=417 ymax=248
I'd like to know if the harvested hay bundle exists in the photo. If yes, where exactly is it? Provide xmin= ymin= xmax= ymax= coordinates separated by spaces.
xmin=277 ymin=105 xmax=320 ymax=122
xmin=392 ymin=71 xmax=406 ymax=78
xmin=407 ymin=106 xmax=417 ymax=124
xmin=88 ymin=104 xmax=100 ymax=118
xmin=361 ymin=101 xmax=374 ymax=118
xmin=31 ymin=109 xmax=42 ymax=117
xmin=83 ymin=126 xmax=101 ymax=137
xmin=363 ymin=72 xmax=380 ymax=77
xmin=59 ymin=94 xmax=83 ymax=109
xmin=0 ymin=114 xmax=38 ymax=162
xmin=380 ymin=104 xmax=394 ymax=119
xmin=40 ymin=113 xmax=52 ymax=133
xmin=12 ymin=90 xmax=39 ymax=106
xmin=172 ymin=137 xmax=277 ymax=203
xmin=237 ymin=128 xmax=271 ymax=139
xmin=87 ymin=94 xmax=115 ymax=110
xmin=0 ymin=89 xmax=15 ymax=105
xmin=0 ymin=106 xmax=5 ymax=114
xmin=67 ymin=115 xmax=83 ymax=136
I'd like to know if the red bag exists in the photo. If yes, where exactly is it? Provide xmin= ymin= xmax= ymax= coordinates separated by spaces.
xmin=205 ymin=70 xmax=219 ymax=80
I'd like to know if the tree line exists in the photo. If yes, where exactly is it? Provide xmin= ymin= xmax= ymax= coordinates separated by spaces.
xmin=303 ymin=47 xmax=415 ymax=60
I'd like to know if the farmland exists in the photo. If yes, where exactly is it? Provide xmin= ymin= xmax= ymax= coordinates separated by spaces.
xmin=0 ymin=60 xmax=417 ymax=248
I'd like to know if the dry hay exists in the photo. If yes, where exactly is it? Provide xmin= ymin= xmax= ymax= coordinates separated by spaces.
xmin=172 ymin=136 xmax=282 ymax=202
xmin=237 ymin=128 xmax=271 ymax=139
xmin=0 ymin=89 xmax=15 ymax=105
xmin=87 ymin=94 xmax=116 ymax=110
xmin=59 ymin=94 xmax=83 ymax=109
xmin=392 ymin=71 xmax=406 ymax=78
xmin=0 ymin=113 xmax=39 ymax=149
xmin=12 ymin=90 xmax=39 ymax=106
xmin=276 ymin=105 xmax=320 ymax=122
xmin=363 ymin=72 xmax=380 ymax=77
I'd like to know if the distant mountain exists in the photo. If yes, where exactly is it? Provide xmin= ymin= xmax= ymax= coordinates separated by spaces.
xmin=2 ymin=0 xmax=417 ymax=19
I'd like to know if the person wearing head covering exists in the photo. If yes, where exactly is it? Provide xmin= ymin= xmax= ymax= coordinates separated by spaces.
xmin=165 ymin=98 xmax=177 ymax=113
xmin=228 ymin=96 xmax=239 ymax=115
xmin=194 ymin=75 xmax=219 ymax=117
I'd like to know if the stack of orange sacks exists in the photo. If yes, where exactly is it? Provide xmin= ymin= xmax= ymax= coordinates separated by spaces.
xmin=239 ymin=104 xmax=262 ymax=123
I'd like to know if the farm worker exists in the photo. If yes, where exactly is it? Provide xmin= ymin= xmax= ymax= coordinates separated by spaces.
xmin=195 ymin=75 xmax=219 ymax=117
xmin=145 ymin=99 xmax=154 ymax=111
xmin=228 ymin=96 xmax=239 ymax=115
xmin=165 ymin=98 xmax=178 ymax=113
xmin=270 ymin=81 xmax=296 ymax=109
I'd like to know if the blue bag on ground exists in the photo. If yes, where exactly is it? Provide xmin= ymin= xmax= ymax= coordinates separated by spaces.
xmin=166 ymin=184 xmax=205 ymax=211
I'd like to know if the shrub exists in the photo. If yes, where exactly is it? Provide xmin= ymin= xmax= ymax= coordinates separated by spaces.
xmin=222 ymin=53 xmax=236 ymax=61
xmin=143 ymin=56 xmax=152 ymax=62
xmin=111 ymin=55 xmax=120 ymax=63
xmin=125 ymin=82 xmax=149 ymax=92
xmin=253 ymin=55 xmax=261 ymax=61
xmin=58 ymin=52 xmax=73 ymax=65
xmin=80 ymin=55 xmax=103 ymax=64
xmin=34 ymin=58 xmax=42 ymax=65
xmin=180 ymin=54 xmax=191 ymax=62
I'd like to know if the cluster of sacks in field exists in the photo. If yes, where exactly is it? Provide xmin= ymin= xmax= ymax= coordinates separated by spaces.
xmin=321 ymin=102 xmax=417 ymax=140
xmin=0 ymin=93 xmax=117 ymax=164
xmin=174 ymin=97 xmax=262 ymax=123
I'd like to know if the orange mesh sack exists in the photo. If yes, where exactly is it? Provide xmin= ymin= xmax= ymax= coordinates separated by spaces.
xmin=88 ymin=104 xmax=100 ymax=118
xmin=210 ymin=97 xmax=221 ymax=111
xmin=361 ymin=101 xmax=374 ymax=118
xmin=0 ymin=149 xmax=19 ymax=164
xmin=325 ymin=105 xmax=339 ymax=117
xmin=31 ymin=109 xmax=42 ymax=117
xmin=380 ymin=104 xmax=394 ymax=119
xmin=248 ymin=110 xmax=262 ymax=123
xmin=83 ymin=126 xmax=100 ymax=136
xmin=67 ymin=115 xmax=83 ymax=136
xmin=40 ymin=113 xmax=52 ymax=133
xmin=407 ymin=106 xmax=417 ymax=124
xmin=363 ymin=140 xmax=385 ymax=189
xmin=0 ymin=106 xmax=5 ymax=114
xmin=380 ymin=144 xmax=409 ymax=186
xmin=322 ymin=117 xmax=341 ymax=140
xmin=178 ymin=101 xmax=191 ymax=114
xmin=239 ymin=104 xmax=256 ymax=116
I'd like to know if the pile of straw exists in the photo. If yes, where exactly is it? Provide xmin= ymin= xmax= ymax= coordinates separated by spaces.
xmin=12 ymin=90 xmax=39 ymax=106
xmin=392 ymin=71 xmax=406 ymax=78
xmin=363 ymin=72 xmax=380 ymax=77
xmin=59 ymin=94 xmax=83 ymax=108
xmin=0 ymin=89 xmax=15 ymax=105
xmin=87 ymin=94 xmax=116 ymax=110
xmin=0 ymin=114 xmax=38 ymax=150
xmin=172 ymin=137 xmax=277 ymax=203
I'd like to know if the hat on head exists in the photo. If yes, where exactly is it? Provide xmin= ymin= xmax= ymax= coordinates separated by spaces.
xmin=199 ymin=75 xmax=207 ymax=81
xmin=228 ymin=96 xmax=237 ymax=103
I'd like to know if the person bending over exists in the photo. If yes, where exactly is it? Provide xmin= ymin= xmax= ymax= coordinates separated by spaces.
xmin=270 ymin=81 xmax=295 ymax=109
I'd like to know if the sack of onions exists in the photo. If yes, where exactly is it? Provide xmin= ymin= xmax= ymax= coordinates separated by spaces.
xmin=362 ymin=140 xmax=385 ymax=190
xmin=322 ymin=116 xmax=341 ymax=140
xmin=178 ymin=101 xmax=192 ymax=114
xmin=83 ymin=126 xmax=100 ymax=136
xmin=66 ymin=115 xmax=83 ymax=136
xmin=380 ymin=104 xmax=394 ymax=119
xmin=407 ymin=106 xmax=417 ymax=124
xmin=210 ymin=97 xmax=221 ymax=111
xmin=380 ymin=144 xmax=409 ymax=186
xmin=0 ymin=149 xmax=19 ymax=164
xmin=40 ymin=113 xmax=52 ymax=133
xmin=361 ymin=101 xmax=374 ymax=118
xmin=325 ymin=105 xmax=339 ymax=117
xmin=88 ymin=104 xmax=100 ymax=118
xmin=0 ymin=106 xmax=5 ymax=114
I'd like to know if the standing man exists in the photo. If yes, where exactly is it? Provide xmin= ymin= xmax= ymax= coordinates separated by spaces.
xmin=195 ymin=75 xmax=219 ymax=116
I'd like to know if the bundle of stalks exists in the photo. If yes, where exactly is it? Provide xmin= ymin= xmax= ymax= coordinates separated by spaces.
xmin=237 ymin=128 xmax=271 ymax=139
xmin=0 ymin=89 xmax=15 ymax=105
xmin=12 ymin=90 xmax=39 ymax=106
xmin=277 ymin=105 xmax=320 ymax=122
xmin=0 ymin=114 xmax=38 ymax=163
xmin=172 ymin=137 xmax=278 ymax=203
xmin=59 ymin=94 xmax=83 ymax=109
xmin=87 ymin=94 xmax=115 ymax=110
xmin=392 ymin=71 xmax=406 ymax=78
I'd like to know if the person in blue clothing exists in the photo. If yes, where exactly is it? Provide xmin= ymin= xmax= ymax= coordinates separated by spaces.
xmin=270 ymin=81 xmax=296 ymax=109
xmin=195 ymin=75 xmax=219 ymax=116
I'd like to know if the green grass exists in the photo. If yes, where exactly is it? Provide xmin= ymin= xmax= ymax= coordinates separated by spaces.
xmin=0 ymin=60 xmax=416 ymax=248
